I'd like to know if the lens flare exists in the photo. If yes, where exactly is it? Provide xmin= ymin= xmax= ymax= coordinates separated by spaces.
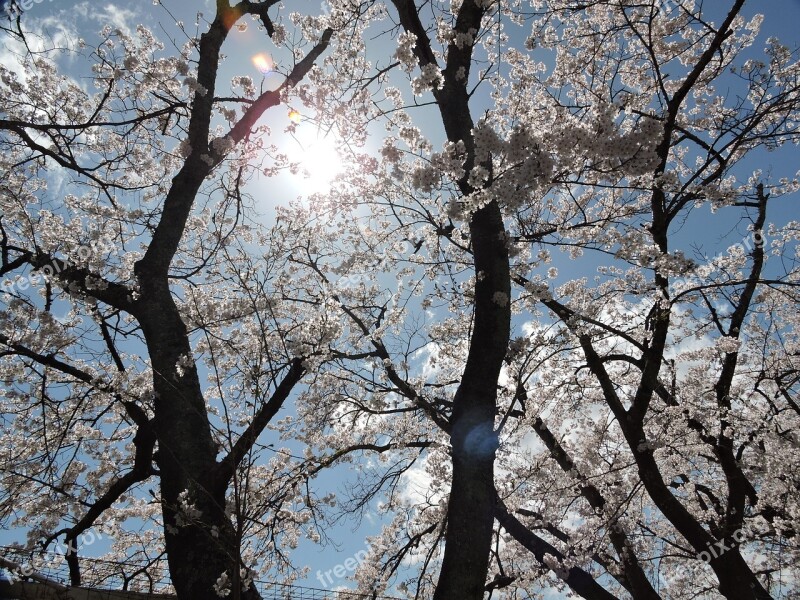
xmin=289 ymin=130 xmax=344 ymax=194
xmin=251 ymin=53 xmax=273 ymax=74
xmin=288 ymin=109 xmax=302 ymax=124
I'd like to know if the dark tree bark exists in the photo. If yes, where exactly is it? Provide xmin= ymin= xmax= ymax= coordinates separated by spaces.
xmin=390 ymin=0 xmax=511 ymax=597
xmin=0 ymin=2 xmax=329 ymax=598
xmin=124 ymin=4 xmax=328 ymax=595
xmin=495 ymin=500 xmax=621 ymax=600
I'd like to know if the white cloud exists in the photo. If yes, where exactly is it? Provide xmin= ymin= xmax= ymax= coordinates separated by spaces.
xmin=86 ymin=3 xmax=138 ymax=35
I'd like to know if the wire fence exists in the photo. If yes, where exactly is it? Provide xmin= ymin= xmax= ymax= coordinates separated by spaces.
xmin=0 ymin=545 xmax=172 ymax=594
xmin=0 ymin=546 xmax=401 ymax=600
xmin=258 ymin=581 xmax=390 ymax=599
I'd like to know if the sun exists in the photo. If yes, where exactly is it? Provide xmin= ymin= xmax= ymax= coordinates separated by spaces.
xmin=251 ymin=53 xmax=274 ymax=74
xmin=290 ymin=128 xmax=344 ymax=194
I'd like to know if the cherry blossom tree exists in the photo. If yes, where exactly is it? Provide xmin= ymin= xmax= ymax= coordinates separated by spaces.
xmin=2 ymin=0 xmax=799 ymax=599
xmin=0 ymin=1 xmax=375 ymax=598
xmin=273 ymin=0 xmax=799 ymax=599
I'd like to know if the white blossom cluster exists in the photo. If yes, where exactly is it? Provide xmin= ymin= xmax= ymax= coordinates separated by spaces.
xmin=1 ymin=2 xmax=799 ymax=599
xmin=394 ymin=31 xmax=418 ymax=72
xmin=412 ymin=63 xmax=444 ymax=96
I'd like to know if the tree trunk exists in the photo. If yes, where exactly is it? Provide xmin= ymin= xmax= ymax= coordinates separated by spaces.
xmin=387 ymin=1 xmax=512 ymax=596
xmin=136 ymin=271 xmax=258 ymax=600
xmin=433 ymin=199 xmax=510 ymax=600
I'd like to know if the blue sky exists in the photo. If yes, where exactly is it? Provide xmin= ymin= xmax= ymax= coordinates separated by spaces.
xmin=2 ymin=0 xmax=799 ymax=597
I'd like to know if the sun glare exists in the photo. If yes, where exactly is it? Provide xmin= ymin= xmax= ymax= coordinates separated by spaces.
xmin=288 ymin=109 xmax=302 ymax=124
xmin=251 ymin=53 xmax=273 ymax=74
xmin=291 ymin=130 xmax=344 ymax=194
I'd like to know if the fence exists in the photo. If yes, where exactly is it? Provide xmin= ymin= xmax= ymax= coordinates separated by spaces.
xmin=0 ymin=547 xmax=399 ymax=600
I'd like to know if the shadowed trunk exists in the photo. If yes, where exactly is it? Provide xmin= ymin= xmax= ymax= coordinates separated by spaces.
xmin=389 ymin=0 xmax=511 ymax=596
xmin=434 ymin=199 xmax=510 ymax=600
xmin=135 ymin=265 xmax=260 ymax=600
